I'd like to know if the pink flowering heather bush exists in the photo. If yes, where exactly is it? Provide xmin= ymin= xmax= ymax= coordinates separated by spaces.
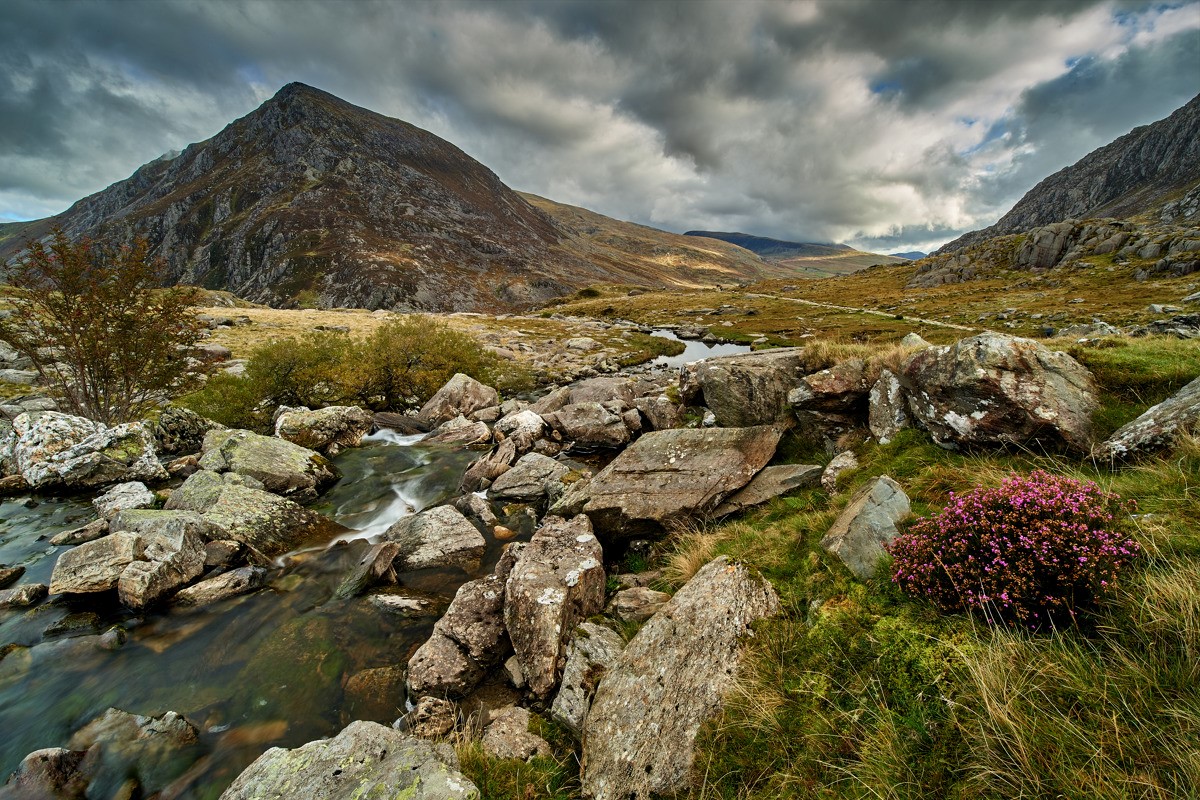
xmin=887 ymin=470 xmax=1140 ymax=629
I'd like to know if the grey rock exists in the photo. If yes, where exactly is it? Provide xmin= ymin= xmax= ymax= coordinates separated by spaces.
xmin=714 ymin=463 xmax=822 ymax=516
xmin=49 ymin=532 xmax=145 ymax=595
xmin=174 ymin=566 xmax=266 ymax=606
xmin=581 ymin=557 xmax=780 ymax=799
xmin=383 ymin=505 xmax=486 ymax=572
xmin=900 ymin=333 xmax=931 ymax=348
xmin=422 ymin=416 xmax=493 ymax=448
xmin=48 ymin=520 xmax=109 ymax=547
xmin=788 ymin=359 xmax=869 ymax=413
xmin=92 ymin=482 xmax=156 ymax=521
xmin=481 ymin=706 xmax=551 ymax=761
xmin=460 ymin=438 xmax=519 ymax=493
xmin=335 ymin=541 xmax=403 ymax=599
xmin=8 ymin=412 xmax=167 ymax=490
xmin=203 ymin=539 xmax=243 ymax=568
xmin=487 ymin=453 xmax=571 ymax=503
xmin=550 ymin=623 xmax=624 ymax=736
xmin=199 ymin=428 xmax=339 ymax=501
xmin=820 ymin=476 xmax=911 ymax=580
xmin=274 ymin=404 xmax=373 ymax=456
xmin=821 ymin=451 xmax=858 ymax=493
xmin=112 ymin=512 xmax=208 ymax=608
xmin=176 ymin=476 xmax=335 ymax=559
xmin=453 ymin=492 xmax=498 ymax=529
xmin=1098 ymin=375 xmax=1200 ymax=461
xmin=219 ymin=720 xmax=478 ymax=800
xmin=868 ymin=369 xmax=909 ymax=444
xmin=418 ymin=373 xmax=499 ymax=427
xmin=542 ymin=402 xmax=631 ymax=449
xmin=632 ymin=396 xmax=683 ymax=431
xmin=0 ymin=582 xmax=48 ymax=609
xmin=494 ymin=409 xmax=548 ymax=451
xmin=681 ymin=347 xmax=808 ymax=426
xmin=607 ymin=587 xmax=671 ymax=623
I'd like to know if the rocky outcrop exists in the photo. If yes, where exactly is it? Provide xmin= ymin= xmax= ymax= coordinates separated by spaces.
xmin=382 ymin=505 xmax=487 ymax=573
xmin=504 ymin=515 xmax=605 ymax=698
xmin=551 ymin=426 xmax=783 ymax=540
xmin=419 ymin=374 xmax=500 ymax=427
xmin=1098 ymin=376 xmax=1200 ymax=461
xmin=198 ymin=428 xmax=339 ymax=501
xmin=3 ymin=412 xmax=167 ymax=490
xmin=820 ymin=476 xmax=911 ymax=580
xmin=274 ymin=405 xmax=373 ymax=456
xmin=487 ymin=453 xmax=572 ymax=503
xmin=581 ymin=557 xmax=780 ymax=799
xmin=900 ymin=333 xmax=1098 ymax=451
xmin=680 ymin=348 xmax=808 ymax=426
xmin=551 ymin=623 xmax=625 ymax=736
xmin=219 ymin=720 xmax=478 ymax=799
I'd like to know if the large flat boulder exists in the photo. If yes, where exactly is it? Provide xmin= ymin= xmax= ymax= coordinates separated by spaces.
xmin=899 ymin=333 xmax=1098 ymax=451
xmin=487 ymin=453 xmax=572 ymax=503
xmin=418 ymin=373 xmax=499 ymax=428
xmin=5 ymin=411 xmax=167 ymax=490
xmin=713 ymin=463 xmax=822 ymax=517
xmin=581 ymin=557 xmax=780 ymax=799
xmin=1098 ymin=376 xmax=1200 ymax=461
xmin=680 ymin=348 xmax=808 ymax=427
xmin=199 ymin=428 xmax=339 ymax=501
xmin=49 ymin=532 xmax=145 ymax=595
xmin=820 ymin=475 xmax=911 ymax=580
xmin=382 ymin=505 xmax=486 ymax=572
xmin=551 ymin=426 xmax=783 ymax=540
xmin=274 ymin=405 xmax=373 ymax=456
xmin=219 ymin=720 xmax=478 ymax=800
xmin=542 ymin=402 xmax=632 ymax=449
xmin=504 ymin=515 xmax=605 ymax=698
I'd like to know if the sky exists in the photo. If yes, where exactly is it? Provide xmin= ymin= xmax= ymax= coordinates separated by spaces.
xmin=1 ymin=0 xmax=1198 ymax=253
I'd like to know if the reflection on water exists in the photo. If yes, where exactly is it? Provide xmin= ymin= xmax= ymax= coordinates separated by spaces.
xmin=0 ymin=434 xmax=490 ymax=797
xmin=649 ymin=329 xmax=752 ymax=369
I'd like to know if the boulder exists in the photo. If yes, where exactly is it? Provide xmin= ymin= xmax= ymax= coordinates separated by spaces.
xmin=713 ymin=464 xmax=822 ymax=516
xmin=531 ymin=378 xmax=636 ymax=416
xmin=1098 ymin=376 xmax=1200 ymax=461
xmin=48 ymin=520 xmax=109 ymax=547
xmin=550 ymin=623 xmax=624 ymax=736
xmin=402 ymin=696 xmax=459 ymax=739
xmin=92 ymin=482 xmax=156 ymax=521
xmin=49 ymin=532 xmax=145 ymax=595
xmin=821 ymin=451 xmax=859 ymax=492
xmin=632 ymin=396 xmax=683 ymax=431
xmin=274 ymin=405 xmax=374 ymax=456
xmin=174 ymin=566 xmax=266 ymax=606
xmin=7 ymin=412 xmax=167 ymax=490
xmin=487 ymin=453 xmax=572 ymax=503
xmin=0 ymin=582 xmax=48 ymax=609
xmin=422 ymin=417 xmax=493 ymax=448
xmin=334 ymin=542 xmax=403 ymax=599
xmin=900 ymin=333 xmax=931 ymax=348
xmin=0 ymin=564 xmax=26 ymax=589
xmin=481 ymin=706 xmax=552 ymax=761
xmin=551 ymin=426 xmax=783 ymax=540
xmin=219 ymin=720 xmax=478 ymax=800
xmin=150 ymin=406 xmax=221 ymax=457
xmin=110 ymin=511 xmax=208 ymax=608
xmin=504 ymin=515 xmax=605 ymax=698
xmin=581 ymin=557 xmax=780 ymax=799
xmin=199 ymin=428 xmax=340 ymax=501
xmin=607 ymin=587 xmax=671 ymax=623
xmin=460 ymin=438 xmax=519 ymax=493
xmin=681 ymin=348 xmax=808 ymax=426
xmin=382 ymin=505 xmax=486 ymax=572
xmin=820 ymin=476 xmax=911 ymax=580
xmin=542 ymin=402 xmax=631 ymax=449
xmin=788 ymin=359 xmax=869 ymax=413
xmin=494 ymin=409 xmax=548 ymax=451
xmin=0 ymin=747 xmax=96 ymax=800
xmin=868 ymin=369 xmax=909 ymax=444
xmin=418 ymin=373 xmax=499 ymax=427
xmin=899 ymin=333 xmax=1098 ymax=451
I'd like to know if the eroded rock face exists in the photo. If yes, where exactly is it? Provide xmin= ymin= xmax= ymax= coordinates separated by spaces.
xmin=551 ymin=623 xmax=624 ymax=736
xmin=820 ymin=476 xmax=910 ymax=580
xmin=218 ymin=720 xmax=478 ymax=800
xmin=1098 ymin=375 xmax=1200 ymax=461
xmin=505 ymin=515 xmax=605 ymax=698
xmin=199 ymin=429 xmax=340 ymax=501
xmin=900 ymin=333 xmax=1098 ymax=451
xmin=682 ymin=348 xmax=808 ymax=427
xmin=7 ymin=412 xmax=167 ymax=490
xmin=419 ymin=374 xmax=500 ymax=428
xmin=581 ymin=557 xmax=780 ymax=800
xmin=551 ymin=426 xmax=783 ymax=540
xmin=274 ymin=405 xmax=373 ymax=456
xmin=383 ymin=505 xmax=486 ymax=573
xmin=868 ymin=369 xmax=909 ymax=444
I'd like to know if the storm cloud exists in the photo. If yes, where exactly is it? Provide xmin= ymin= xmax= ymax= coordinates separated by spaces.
xmin=1 ymin=0 xmax=1197 ymax=252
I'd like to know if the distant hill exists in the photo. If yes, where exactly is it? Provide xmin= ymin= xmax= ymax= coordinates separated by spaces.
xmin=684 ymin=230 xmax=908 ymax=276
xmin=683 ymin=230 xmax=850 ymax=260
xmin=0 ymin=83 xmax=773 ymax=311
xmin=937 ymin=93 xmax=1200 ymax=254
xmin=889 ymin=251 xmax=926 ymax=260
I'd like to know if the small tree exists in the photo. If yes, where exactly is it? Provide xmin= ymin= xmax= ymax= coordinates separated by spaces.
xmin=0 ymin=228 xmax=204 ymax=425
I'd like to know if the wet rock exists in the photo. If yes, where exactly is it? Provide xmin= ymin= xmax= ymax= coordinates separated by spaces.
xmin=198 ymin=428 xmax=340 ymax=501
xmin=542 ymin=402 xmax=632 ymax=449
xmin=48 ymin=520 xmax=109 ymax=547
xmin=821 ymin=451 xmax=859 ymax=492
xmin=868 ymin=369 xmax=909 ymax=444
xmin=43 ymin=612 xmax=102 ymax=638
xmin=0 ymin=746 xmax=96 ymax=799
xmin=92 ymin=482 xmax=156 ymax=521
xmin=681 ymin=348 xmax=808 ymax=426
xmin=174 ymin=566 xmax=266 ymax=606
xmin=551 ymin=426 xmax=782 ymax=541
xmin=487 ymin=453 xmax=572 ymax=503
xmin=418 ymin=374 xmax=499 ymax=428
xmin=274 ymin=405 xmax=373 ymax=456
xmin=49 ymin=533 xmax=145 ymax=595
xmin=334 ymin=542 xmax=403 ymax=599
xmin=481 ymin=706 xmax=551 ymax=761
xmin=550 ymin=623 xmax=624 ymax=736
xmin=112 ymin=511 xmax=208 ymax=609
xmin=371 ymin=412 xmax=430 ymax=436
xmin=460 ymin=438 xmax=519 ymax=493
xmin=343 ymin=664 xmax=408 ymax=724
xmin=0 ymin=564 xmax=24 ymax=589
xmin=607 ymin=587 xmax=671 ymax=623
xmin=400 ymin=696 xmax=458 ymax=739
xmin=788 ymin=359 xmax=870 ymax=413
xmin=581 ymin=557 xmax=780 ymax=799
xmin=0 ymin=582 xmax=48 ymax=609
xmin=453 ymin=493 xmax=498 ymax=529
xmin=383 ymin=505 xmax=486 ymax=572
xmin=7 ymin=412 xmax=167 ymax=490
xmin=69 ymin=708 xmax=199 ymax=796
xmin=713 ymin=464 xmax=822 ymax=516
xmin=203 ymin=539 xmax=243 ymax=568
xmin=820 ymin=476 xmax=911 ymax=580
xmin=1098 ymin=375 xmax=1200 ymax=461
xmin=899 ymin=332 xmax=1098 ymax=451
xmin=219 ymin=720 xmax=478 ymax=800
xmin=422 ymin=417 xmax=493 ymax=448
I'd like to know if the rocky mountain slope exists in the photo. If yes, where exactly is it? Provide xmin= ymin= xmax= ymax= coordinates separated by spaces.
xmin=685 ymin=229 xmax=908 ymax=276
xmin=937 ymin=93 xmax=1200 ymax=254
xmin=0 ymin=84 xmax=773 ymax=312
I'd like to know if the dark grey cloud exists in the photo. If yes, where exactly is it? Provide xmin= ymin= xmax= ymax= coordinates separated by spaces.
xmin=0 ymin=0 xmax=1197 ymax=253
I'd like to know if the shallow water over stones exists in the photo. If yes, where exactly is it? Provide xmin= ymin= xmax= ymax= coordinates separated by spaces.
xmin=0 ymin=434 xmax=505 ymax=797
xmin=648 ymin=329 xmax=752 ymax=369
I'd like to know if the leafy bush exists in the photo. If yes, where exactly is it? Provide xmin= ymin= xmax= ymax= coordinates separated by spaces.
xmin=888 ymin=470 xmax=1140 ymax=628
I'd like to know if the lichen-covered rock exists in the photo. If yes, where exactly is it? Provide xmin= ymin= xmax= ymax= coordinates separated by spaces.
xmin=505 ymin=515 xmax=605 ymax=698
xmin=481 ymin=706 xmax=552 ymax=761
xmin=551 ymin=623 xmax=624 ymax=736
xmin=8 ymin=412 xmax=167 ymax=490
xmin=418 ymin=374 xmax=500 ymax=428
xmin=487 ymin=453 xmax=572 ymax=503
xmin=274 ymin=404 xmax=373 ymax=456
xmin=111 ymin=511 xmax=208 ymax=609
xmin=713 ymin=463 xmax=822 ymax=516
xmin=551 ymin=426 xmax=783 ymax=541
xmin=1098 ymin=376 xmax=1200 ymax=461
xmin=868 ymin=369 xmax=909 ymax=444
xmin=150 ymin=405 xmax=222 ymax=457
xmin=681 ymin=348 xmax=808 ymax=426
xmin=92 ymin=482 xmax=156 ymax=521
xmin=174 ymin=566 xmax=266 ymax=606
xmin=788 ymin=359 xmax=870 ymax=413
xmin=49 ymin=533 xmax=145 ymax=595
xmin=820 ymin=476 xmax=911 ymax=580
xmin=219 ymin=720 xmax=478 ymax=800
xmin=607 ymin=587 xmax=671 ymax=623
xmin=581 ymin=557 xmax=780 ymax=799
xmin=899 ymin=333 xmax=1098 ymax=451
xmin=383 ymin=505 xmax=486 ymax=572
xmin=199 ymin=428 xmax=340 ymax=501
xmin=542 ymin=402 xmax=632 ymax=449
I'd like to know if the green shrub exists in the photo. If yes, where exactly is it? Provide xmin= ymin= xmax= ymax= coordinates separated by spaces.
xmin=356 ymin=318 xmax=497 ymax=409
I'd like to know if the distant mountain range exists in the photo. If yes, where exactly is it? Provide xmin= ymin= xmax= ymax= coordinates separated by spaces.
xmin=888 ymin=251 xmax=926 ymax=260
xmin=684 ymin=230 xmax=907 ymax=275
xmin=0 ymin=84 xmax=786 ymax=312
